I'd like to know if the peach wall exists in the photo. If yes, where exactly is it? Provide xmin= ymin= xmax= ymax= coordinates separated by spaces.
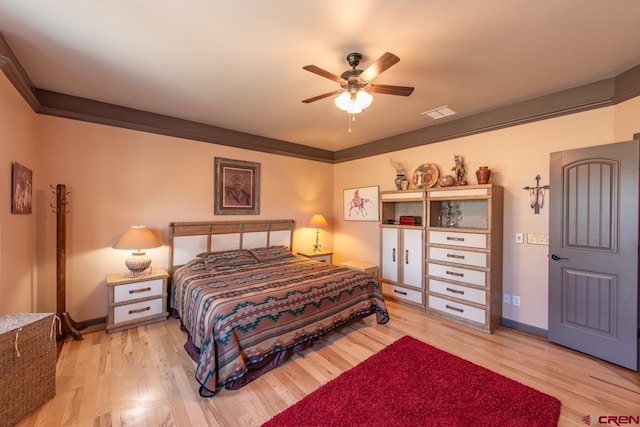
xmin=2 ymin=67 xmax=640 ymax=330
xmin=34 ymin=117 xmax=333 ymax=320
xmin=614 ymin=95 xmax=640 ymax=141
xmin=0 ymin=73 xmax=38 ymax=315
xmin=334 ymin=105 xmax=633 ymax=330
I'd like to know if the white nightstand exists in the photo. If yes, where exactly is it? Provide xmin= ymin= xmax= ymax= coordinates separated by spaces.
xmin=340 ymin=260 xmax=380 ymax=280
xmin=297 ymin=250 xmax=333 ymax=264
xmin=106 ymin=268 xmax=169 ymax=333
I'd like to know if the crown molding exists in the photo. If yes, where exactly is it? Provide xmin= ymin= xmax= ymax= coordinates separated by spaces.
xmin=35 ymin=89 xmax=334 ymax=163
xmin=2 ymin=33 xmax=639 ymax=164
xmin=333 ymin=78 xmax=616 ymax=162
xmin=0 ymin=34 xmax=39 ymax=110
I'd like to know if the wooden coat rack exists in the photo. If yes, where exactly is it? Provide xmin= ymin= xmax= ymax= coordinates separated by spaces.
xmin=51 ymin=184 xmax=85 ymax=340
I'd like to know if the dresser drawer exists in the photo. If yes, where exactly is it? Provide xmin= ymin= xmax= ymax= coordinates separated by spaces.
xmin=113 ymin=278 xmax=164 ymax=303
xmin=428 ymin=247 xmax=487 ymax=268
xmin=382 ymin=283 xmax=423 ymax=305
xmin=429 ymin=295 xmax=486 ymax=325
xmin=113 ymin=298 xmax=164 ymax=324
xmin=429 ymin=231 xmax=486 ymax=249
xmin=429 ymin=279 xmax=486 ymax=305
xmin=428 ymin=263 xmax=486 ymax=287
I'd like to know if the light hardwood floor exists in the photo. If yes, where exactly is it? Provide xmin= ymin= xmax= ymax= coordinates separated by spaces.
xmin=18 ymin=301 xmax=640 ymax=427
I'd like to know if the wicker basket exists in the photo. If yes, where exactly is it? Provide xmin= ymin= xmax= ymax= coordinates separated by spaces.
xmin=0 ymin=313 xmax=57 ymax=427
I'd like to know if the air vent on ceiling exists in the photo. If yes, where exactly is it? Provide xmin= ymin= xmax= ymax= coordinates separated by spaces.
xmin=421 ymin=105 xmax=457 ymax=120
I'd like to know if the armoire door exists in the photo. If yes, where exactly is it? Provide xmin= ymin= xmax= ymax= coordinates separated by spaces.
xmin=549 ymin=140 xmax=639 ymax=371
xmin=402 ymin=228 xmax=423 ymax=288
xmin=381 ymin=227 xmax=399 ymax=283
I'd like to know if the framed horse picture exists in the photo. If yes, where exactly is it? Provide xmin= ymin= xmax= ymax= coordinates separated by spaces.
xmin=343 ymin=185 xmax=379 ymax=221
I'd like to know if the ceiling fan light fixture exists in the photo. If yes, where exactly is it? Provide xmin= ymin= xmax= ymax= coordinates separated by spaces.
xmin=334 ymin=91 xmax=352 ymax=111
xmin=334 ymin=89 xmax=373 ymax=114
xmin=356 ymin=89 xmax=373 ymax=109
xmin=346 ymin=102 xmax=363 ymax=115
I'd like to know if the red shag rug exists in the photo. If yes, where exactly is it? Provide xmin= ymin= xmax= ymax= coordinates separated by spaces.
xmin=263 ymin=335 xmax=561 ymax=427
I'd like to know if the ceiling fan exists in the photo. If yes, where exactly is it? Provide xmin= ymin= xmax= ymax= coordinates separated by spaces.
xmin=301 ymin=52 xmax=414 ymax=112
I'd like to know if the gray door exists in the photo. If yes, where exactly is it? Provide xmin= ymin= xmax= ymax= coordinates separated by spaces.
xmin=549 ymin=140 xmax=639 ymax=371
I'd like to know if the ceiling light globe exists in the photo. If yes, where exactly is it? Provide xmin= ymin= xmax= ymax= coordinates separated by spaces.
xmin=356 ymin=90 xmax=373 ymax=109
xmin=334 ymin=92 xmax=351 ymax=111
xmin=346 ymin=102 xmax=363 ymax=114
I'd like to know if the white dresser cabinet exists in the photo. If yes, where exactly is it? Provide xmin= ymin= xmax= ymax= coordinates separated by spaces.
xmin=425 ymin=185 xmax=503 ymax=333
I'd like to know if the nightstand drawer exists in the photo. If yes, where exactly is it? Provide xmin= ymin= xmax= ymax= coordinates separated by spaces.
xmin=113 ymin=298 xmax=164 ymax=324
xmin=113 ymin=278 xmax=164 ymax=303
xmin=297 ymin=251 xmax=333 ymax=264
xmin=311 ymin=254 xmax=331 ymax=263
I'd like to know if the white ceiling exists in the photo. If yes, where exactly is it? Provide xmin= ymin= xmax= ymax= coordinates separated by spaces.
xmin=1 ymin=1 xmax=639 ymax=152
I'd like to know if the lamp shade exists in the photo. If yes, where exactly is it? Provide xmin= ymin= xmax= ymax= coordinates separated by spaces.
xmin=113 ymin=226 xmax=162 ymax=276
xmin=113 ymin=226 xmax=162 ymax=250
xmin=308 ymin=214 xmax=329 ymax=229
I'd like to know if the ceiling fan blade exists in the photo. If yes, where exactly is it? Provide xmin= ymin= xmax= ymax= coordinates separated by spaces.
xmin=302 ymin=65 xmax=344 ymax=83
xmin=360 ymin=52 xmax=400 ymax=82
xmin=369 ymin=84 xmax=414 ymax=96
xmin=302 ymin=90 xmax=342 ymax=103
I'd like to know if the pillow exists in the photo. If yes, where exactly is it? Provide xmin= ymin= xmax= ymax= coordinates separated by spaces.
xmin=249 ymin=245 xmax=295 ymax=263
xmin=201 ymin=249 xmax=259 ymax=269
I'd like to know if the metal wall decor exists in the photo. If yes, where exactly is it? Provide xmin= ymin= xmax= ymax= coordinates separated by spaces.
xmin=523 ymin=175 xmax=549 ymax=214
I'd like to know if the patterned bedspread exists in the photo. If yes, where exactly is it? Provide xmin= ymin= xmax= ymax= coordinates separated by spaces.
xmin=171 ymin=251 xmax=389 ymax=397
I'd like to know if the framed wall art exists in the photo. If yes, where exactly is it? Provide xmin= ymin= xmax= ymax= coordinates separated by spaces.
xmin=12 ymin=162 xmax=32 ymax=214
xmin=343 ymin=185 xmax=379 ymax=221
xmin=214 ymin=157 xmax=260 ymax=215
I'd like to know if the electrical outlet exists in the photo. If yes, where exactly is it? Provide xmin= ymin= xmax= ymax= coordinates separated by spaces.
xmin=503 ymin=294 xmax=511 ymax=304
xmin=515 ymin=233 xmax=524 ymax=244
xmin=512 ymin=295 xmax=521 ymax=307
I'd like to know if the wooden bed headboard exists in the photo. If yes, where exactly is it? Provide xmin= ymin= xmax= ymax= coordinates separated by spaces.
xmin=168 ymin=219 xmax=295 ymax=275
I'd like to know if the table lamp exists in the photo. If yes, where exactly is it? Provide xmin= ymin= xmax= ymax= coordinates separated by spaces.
xmin=308 ymin=214 xmax=329 ymax=252
xmin=113 ymin=226 xmax=162 ymax=276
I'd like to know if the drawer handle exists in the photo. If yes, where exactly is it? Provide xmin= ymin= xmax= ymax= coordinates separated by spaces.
xmin=446 ymin=254 xmax=465 ymax=259
xmin=129 ymin=287 xmax=152 ymax=294
xmin=405 ymin=249 xmax=409 ymax=265
xmin=446 ymin=270 xmax=464 ymax=277
xmin=446 ymin=236 xmax=465 ymax=241
xmin=446 ymin=304 xmax=464 ymax=313
xmin=129 ymin=307 xmax=151 ymax=315
xmin=393 ymin=289 xmax=408 ymax=296
xmin=446 ymin=287 xmax=465 ymax=295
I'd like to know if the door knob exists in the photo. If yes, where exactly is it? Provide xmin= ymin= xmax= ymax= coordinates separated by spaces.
xmin=551 ymin=254 xmax=568 ymax=261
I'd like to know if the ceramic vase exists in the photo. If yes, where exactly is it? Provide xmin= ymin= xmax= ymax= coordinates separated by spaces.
xmin=395 ymin=173 xmax=405 ymax=190
xmin=476 ymin=166 xmax=491 ymax=184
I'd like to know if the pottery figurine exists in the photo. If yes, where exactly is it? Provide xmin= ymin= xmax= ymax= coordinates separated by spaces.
xmin=476 ymin=166 xmax=491 ymax=184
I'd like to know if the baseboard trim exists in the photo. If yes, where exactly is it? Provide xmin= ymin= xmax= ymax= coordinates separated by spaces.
xmin=82 ymin=316 xmax=106 ymax=326
xmin=501 ymin=318 xmax=547 ymax=338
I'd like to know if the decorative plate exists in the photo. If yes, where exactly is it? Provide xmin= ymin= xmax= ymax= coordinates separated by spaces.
xmin=413 ymin=163 xmax=439 ymax=188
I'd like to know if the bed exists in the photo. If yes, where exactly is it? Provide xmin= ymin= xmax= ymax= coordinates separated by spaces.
xmin=168 ymin=220 xmax=389 ymax=397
